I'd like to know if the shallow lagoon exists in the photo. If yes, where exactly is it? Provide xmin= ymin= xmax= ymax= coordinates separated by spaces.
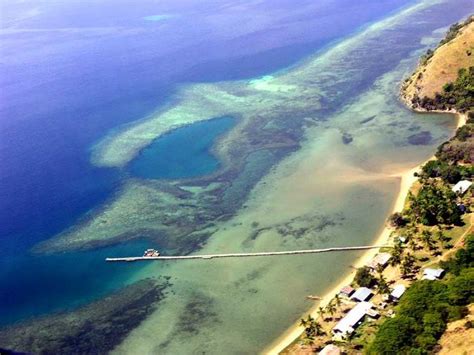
xmin=129 ymin=116 xmax=235 ymax=179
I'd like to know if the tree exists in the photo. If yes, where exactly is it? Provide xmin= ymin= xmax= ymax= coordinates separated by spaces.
xmin=401 ymin=254 xmax=416 ymax=278
xmin=440 ymin=234 xmax=474 ymax=274
xmin=388 ymin=212 xmax=407 ymax=227
xmin=420 ymin=230 xmax=436 ymax=251
xmin=390 ymin=243 xmax=403 ymax=266
xmin=408 ymin=182 xmax=462 ymax=226
xmin=435 ymin=228 xmax=451 ymax=249
xmin=300 ymin=314 xmax=324 ymax=343
xmin=377 ymin=275 xmax=390 ymax=294
xmin=326 ymin=301 xmax=336 ymax=317
xmin=314 ymin=321 xmax=324 ymax=336
xmin=354 ymin=266 xmax=376 ymax=288
xmin=448 ymin=268 xmax=474 ymax=305
xmin=300 ymin=315 xmax=311 ymax=329
xmin=300 ymin=315 xmax=315 ymax=340
xmin=334 ymin=294 xmax=341 ymax=307
xmin=367 ymin=316 xmax=418 ymax=354
xmin=408 ymin=236 xmax=418 ymax=251
xmin=376 ymin=263 xmax=385 ymax=275
xmin=317 ymin=306 xmax=325 ymax=320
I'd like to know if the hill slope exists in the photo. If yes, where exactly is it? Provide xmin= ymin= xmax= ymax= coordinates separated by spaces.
xmin=401 ymin=16 xmax=474 ymax=111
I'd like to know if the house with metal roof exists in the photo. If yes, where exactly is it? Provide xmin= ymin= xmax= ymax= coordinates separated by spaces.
xmin=339 ymin=285 xmax=355 ymax=298
xmin=452 ymin=180 xmax=472 ymax=195
xmin=332 ymin=301 xmax=377 ymax=337
xmin=350 ymin=287 xmax=373 ymax=302
xmin=389 ymin=284 xmax=406 ymax=301
xmin=366 ymin=253 xmax=391 ymax=270
xmin=422 ymin=268 xmax=445 ymax=280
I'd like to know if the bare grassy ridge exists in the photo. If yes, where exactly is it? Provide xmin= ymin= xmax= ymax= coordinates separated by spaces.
xmin=438 ymin=304 xmax=474 ymax=355
xmin=402 ymin=16 xmax=474 ymax=106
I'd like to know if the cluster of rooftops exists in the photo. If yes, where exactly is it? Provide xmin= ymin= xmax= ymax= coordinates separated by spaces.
xmin=316 ymin=176 xmax=470 ymax=354
xmin=327 ymin=253 xmax=445 ymax=342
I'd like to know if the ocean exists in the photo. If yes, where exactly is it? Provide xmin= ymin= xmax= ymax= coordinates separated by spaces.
xmin=0 ymin=0 xmax=473 ymax=353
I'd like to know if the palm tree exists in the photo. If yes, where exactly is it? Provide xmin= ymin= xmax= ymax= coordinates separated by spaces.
xmin=300 ymin=315 xmax=314 ymax=327
xmin=314 ymin=321 xmax=324 ymax=336
xmin=377 ymin=274 xmax=390 ymax=294
xmin=421 ymin=230 xmax=435 ymax=250
xmin=300 ymin=315 xmax=316 ymax=340
xmin=300 ymin=314 xmax=326 ymax=344
xmin=327 ymin=301 xmax=336 ymax=317
xmin=436 ymin=229 xmax=451 ymax=248
xmin=390 ymin=243 xmax=403 ymax=266
xmin=300 ymin=317 xmax=309 ymax=329
xmin=408 ymin=237 xmax=418 ymax=251
xmin=401 ymin=253 xmax=416 ymax=277
xmin=317 ymin=306 xmax=325 ymax=319
xmin=302 ymin=335 xmax=315 ymax=346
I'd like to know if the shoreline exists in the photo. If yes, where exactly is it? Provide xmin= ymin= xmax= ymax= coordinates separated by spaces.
xmin=264 ymin=112 xmax=466 ymax=354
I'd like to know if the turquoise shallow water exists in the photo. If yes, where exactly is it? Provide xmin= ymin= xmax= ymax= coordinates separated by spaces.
xmin=129 ymin=116 xmax=235 ymax=179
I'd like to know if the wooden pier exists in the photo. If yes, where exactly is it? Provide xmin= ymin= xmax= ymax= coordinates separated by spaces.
xmin=105 ymin=245 xmax=389 ymax=262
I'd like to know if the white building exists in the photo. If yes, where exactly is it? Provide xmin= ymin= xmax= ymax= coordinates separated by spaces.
xmin=332 ymin=301 xmax=377 ymax=336
xmin=390 ymin=284 xmax=406 ymax=301
xmin=452 ymin=180 xmax=472 ymax=195
xmin=422 ymin=268 xmax=445 ymax=280
xmin=351 ymin=287 xmax=373 ymax=302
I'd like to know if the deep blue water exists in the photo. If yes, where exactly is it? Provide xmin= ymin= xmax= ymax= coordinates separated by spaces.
xmin=0 ymin=241 xmax=151 ymax=326
xmin=130 ymin=117 xmax=236 ymax=179
xmin=0 ymin=0 xmax=417 ymax=325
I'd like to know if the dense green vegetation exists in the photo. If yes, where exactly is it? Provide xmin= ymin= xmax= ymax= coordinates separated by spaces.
xmin=367 ymin=235 xmax=474 ymax=354
xmin=354 ymin=266 xmax=377 ymax=288
xmin=412 ymin=67 xmax=474 ymax=112
xmin=421 ymin=160 xmax=473 ymax=183
xmin=407 ymin=181 xmax=462 ymax=226
xmin=404 ymin=117 xmax=474 ymax=227
xmin=436 ymin=116 xmax=474 ymax=164
xmin=440 ymin=233 xmax=474 ymax=275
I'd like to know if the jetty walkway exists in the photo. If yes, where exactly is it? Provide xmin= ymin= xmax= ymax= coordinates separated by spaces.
xmin=106 ymin=245 xmax=389 ymax=262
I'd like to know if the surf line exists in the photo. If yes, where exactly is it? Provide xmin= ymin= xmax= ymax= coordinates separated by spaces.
xmin=105 ymin=245 xmax=391 ymax=262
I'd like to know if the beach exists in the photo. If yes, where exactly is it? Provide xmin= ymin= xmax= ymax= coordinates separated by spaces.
xmin=264 ymin=112 xmax=467 ymax=354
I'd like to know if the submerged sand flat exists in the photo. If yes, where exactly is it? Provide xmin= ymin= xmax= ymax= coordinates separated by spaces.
xmin=26 ymin=0 xmax=474 ymax=353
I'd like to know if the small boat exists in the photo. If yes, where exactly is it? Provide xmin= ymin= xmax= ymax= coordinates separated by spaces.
xmin=143 ymin=248 xmax=160 ymax=257
xmin=306 ymin=295 xmax=321 ymax=300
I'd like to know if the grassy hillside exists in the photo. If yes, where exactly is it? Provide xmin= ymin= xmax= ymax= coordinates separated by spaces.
xmin=401 ymin=16 xmax=474 ymax=111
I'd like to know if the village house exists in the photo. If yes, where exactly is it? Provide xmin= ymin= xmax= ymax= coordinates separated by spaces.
xmin=389 ymin=284 xmax=406 ymax=302
xmin=350 ymin=287 xmax=373 ymax=302
xmin=332 ymin=301 xmax=378 ymax=337
xmin=422 ymin=268 xmax=445 ymax=281
xmin=339 ymin=285 xmax=355 ymax=298
xmin=452 ymin=180 xmax=472 ymax=195
xmin=366 ymin=253 xmax=391 ymax=271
